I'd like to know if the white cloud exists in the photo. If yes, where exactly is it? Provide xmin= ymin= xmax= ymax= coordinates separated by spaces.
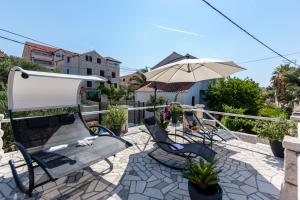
xmin=155 ymin=24 xmax=200 ymax=36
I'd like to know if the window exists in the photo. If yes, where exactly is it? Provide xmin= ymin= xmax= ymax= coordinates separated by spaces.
xmin=112 ymin=72 xmax=116 ymax=78
xmin=114 ymin=83 xmax=118 ymax=88
xmin=87 ymin=68 xmax=92 ymax=75
xmin=85 ymin=55 xmax=89 ymax=61
xmin=67 ymin=69 xmax=69 ymax=74
xmin=100 ymin=70 xmax=105 ymax=77
xmin=62 ymin=54 xmax=64 ymax=59
xmin=87 ymin=81 xmax=92 ymax=88
xmin=89 ymin=56 xmax=92 ymax=62
xmin=67 ymin=57 xmax=71 ymax=63
xmin=56 ymin=54 xmax=61 ymax=58
xmin=97 ymin=58 xmax=101 ymax=64
xmin=123 ymin=78 xmax=125 ymax=82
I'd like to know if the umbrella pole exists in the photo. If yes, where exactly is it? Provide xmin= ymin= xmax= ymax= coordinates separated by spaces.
xmin=154 ymin=82 xmax=157 ymax=118
xmin=98 ymin=89 xmax=102 ymax=124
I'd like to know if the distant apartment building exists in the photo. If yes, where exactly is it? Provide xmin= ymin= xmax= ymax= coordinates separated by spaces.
xmin=56 ymin=51 xmax=121 ymax=89
xmin=22 ymin=42 xmax=121 ymax=89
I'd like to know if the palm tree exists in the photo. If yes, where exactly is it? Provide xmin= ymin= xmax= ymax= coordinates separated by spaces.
xmin=280 ymin=68 xmax=300 ymax=112
xmin=271 ymin=64 xmax=295 ymax=106
xmin=131 ymin=67 xmax=148 ymax=89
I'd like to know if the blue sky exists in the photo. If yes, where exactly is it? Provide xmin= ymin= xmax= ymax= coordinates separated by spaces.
xmin=1 ymin=0 xmax=299 ymax=87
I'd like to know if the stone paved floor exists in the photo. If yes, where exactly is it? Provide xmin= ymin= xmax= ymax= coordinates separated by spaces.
xmin=0 ymin=126 xmax=283 ymax=200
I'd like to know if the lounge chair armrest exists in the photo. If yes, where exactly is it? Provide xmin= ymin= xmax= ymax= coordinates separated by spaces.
xmin=89 ymin=125 xmax=116 ymax=136
xmin=15 ymin=142 xmax=33 ymax=165
xmin=156 ymin=140 xmax=186 ymax=154
xmin=201 ymin=124 xmax=218 ymax=132
xmin=167 ymin=133 xmax=194 ymax=143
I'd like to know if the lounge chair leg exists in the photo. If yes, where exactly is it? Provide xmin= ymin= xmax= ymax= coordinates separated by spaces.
xmin=147 ymin=148 xmax=186 ymax=170
xmin=9 ymin=160 xmax=35 ymax=196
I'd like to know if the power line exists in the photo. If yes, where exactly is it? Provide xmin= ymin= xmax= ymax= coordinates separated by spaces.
xmin=200 ymin=0 xmax=300 ymax=67
xmin=239 ymin=51 xmax=300 ymax=64
xmin=0 ymin=28 xmax=58 ymax=48
xmin=0 ymin=28 xmax=140 ymax=71
xmin=0 ymin=35 xmax=53 ymax=53
xmin=0 ymin=34 xmax=139 ymax=71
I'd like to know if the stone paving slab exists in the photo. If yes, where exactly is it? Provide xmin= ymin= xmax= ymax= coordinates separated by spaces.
xmin=0 ymin=126 xmax=283 ymax=199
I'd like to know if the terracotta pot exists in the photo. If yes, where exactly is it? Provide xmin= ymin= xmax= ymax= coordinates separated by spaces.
xmin=191 ymin=126 xmax=199 ymax=131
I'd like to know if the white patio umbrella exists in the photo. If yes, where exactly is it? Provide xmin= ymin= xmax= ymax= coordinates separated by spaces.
xmin=145 ymin=58 xmax=245 ymax=83
xmin=144 ymin=58 xmax=246 ymax=108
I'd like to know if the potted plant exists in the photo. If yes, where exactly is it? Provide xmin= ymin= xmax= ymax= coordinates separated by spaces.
xmin=253 ymin=116 xmax=296 ymax=158
xmin=170 ymin=104 xmax=182 ymax=124
xmin=103 ymin=106 xmax=127 ymax=136
xmin=183 ymin=158 xmax=222 ymax=200
xmin=159 ymin=110 xmax=170 ymax=130
xmin=191 ymin=120 xmax=199 ymax=131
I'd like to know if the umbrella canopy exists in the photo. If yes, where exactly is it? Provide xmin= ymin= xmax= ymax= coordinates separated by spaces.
xmin=8 ymin=67 xmax=106 ymax=112
xmin=145 ymin=58 xmax=245 ymax=83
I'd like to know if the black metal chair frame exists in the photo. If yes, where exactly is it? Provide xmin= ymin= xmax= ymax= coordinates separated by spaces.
xmin=144 ymin=116 xmax=216 ymax=170
xmin=183 ymin=111 xmax=226 ymax=147
xmin=8 ymin=105 xmax=132 ymax=197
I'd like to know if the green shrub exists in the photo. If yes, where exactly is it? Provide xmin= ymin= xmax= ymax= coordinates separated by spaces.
xmin=205 ymin=77 xmax=263 ymax=115
xmin=258 ymin=104 xmax=287 ymax=118
xmin=183 ymin=158 xmax=221 ymax=191
xmin=145 ymin=95 xmax=166 ymax=112
xmin=253 ymin=117 xmax=297 ymax=141
xmin=103 ymin=106 xmax=127 ymax=132
xmin=220 ymin=105 xmax=255 ymax=133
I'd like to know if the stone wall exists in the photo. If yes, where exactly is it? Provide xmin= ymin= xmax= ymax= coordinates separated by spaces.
xmin=280 ymin=134 xmax=300 ymax=200
xmin=0 ymin=114 xmax=4 ymax=160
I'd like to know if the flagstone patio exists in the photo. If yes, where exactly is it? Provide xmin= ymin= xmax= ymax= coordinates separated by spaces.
xmin=0 ymin=126 xmax=283 ymax=200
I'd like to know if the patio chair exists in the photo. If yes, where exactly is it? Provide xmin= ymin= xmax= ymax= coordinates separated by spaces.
xmin=7 ymin=67 xmax=133 ymax=196
xmin=144 ymin=116 xmax=216 ymax=170
xmin=183 ymin=111 xmax=226 ymax=146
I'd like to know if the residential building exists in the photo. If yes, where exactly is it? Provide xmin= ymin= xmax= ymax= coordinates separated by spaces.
xmin=56 ymin=51 xmax=121 ymax=89
xmin=0 ymin=50 xmax=7 ymax=58
xmin=152 ymin=52 xmax=197 ymax=69
xmin=22 ymin=42 xmax=76 ymax=70
xmin=135 ymin=52 xmax=215 ymax=105
xmin=22 ymin=42 xmax=121 ymax=89
xmin=135 ymin=80 xmax=213 ymax=105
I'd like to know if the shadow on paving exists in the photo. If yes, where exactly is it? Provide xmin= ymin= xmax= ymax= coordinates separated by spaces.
xmin=0 ymin=133 xmax=282 ymax=200
xmin=214 ymin=142 xmax=282 ymax=200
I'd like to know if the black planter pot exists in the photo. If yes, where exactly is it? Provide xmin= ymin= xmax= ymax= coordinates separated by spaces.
xmin=269 ymin=140 xmax=284 ymax=158
xmin=171 ymin=112 xmax=178 ymax=124
xmin=188 ymin=182 xmax=223 ymax=200
xmin=110 ymin=128 xmax=122 ymax=137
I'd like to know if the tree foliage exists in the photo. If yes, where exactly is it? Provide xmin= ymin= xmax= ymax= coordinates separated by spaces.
xmin=270 ymin=64 xmax=300 ymax=113
xmin=98 ymin=84 xmax=126 ymax=104
xmin=0 ymin=56 xmax=49 ymax=84
xmin=205 ymin=77 xmax=263 ymax=115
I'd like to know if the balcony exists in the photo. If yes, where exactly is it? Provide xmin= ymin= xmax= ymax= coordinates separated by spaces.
xmin=32 ymin=52 xmax=53 ymax=62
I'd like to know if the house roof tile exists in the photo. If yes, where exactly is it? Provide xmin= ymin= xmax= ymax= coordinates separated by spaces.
xmin=105 ymin=56 xmax=121 ymax=63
